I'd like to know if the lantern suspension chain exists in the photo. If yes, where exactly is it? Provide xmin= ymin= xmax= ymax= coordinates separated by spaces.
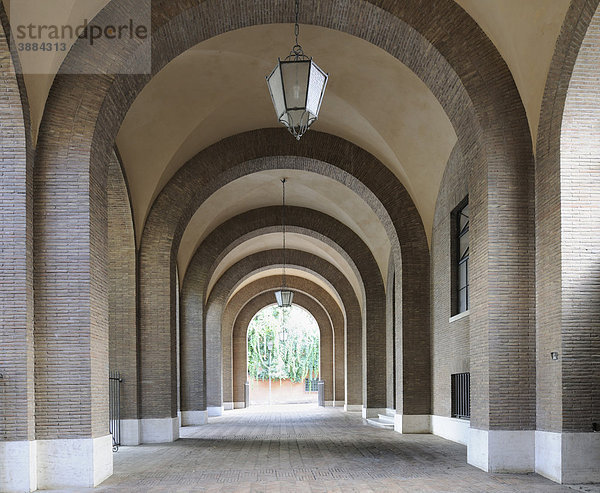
xmin=292 ymin=0 xmax=304 ymax=59
xmin=282 ymin=178 xmax=287 ymax=289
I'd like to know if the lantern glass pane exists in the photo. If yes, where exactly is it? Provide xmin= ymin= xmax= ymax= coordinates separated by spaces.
xmin=281 ymin=60 xmax=310 ymax=110
xmin=267 ymin=63 xmax=286 ymax=118
xmin=306 ymin=62 xmax=327 ymax=116
xmin=275 ymin=290 xmax=294 ymax=307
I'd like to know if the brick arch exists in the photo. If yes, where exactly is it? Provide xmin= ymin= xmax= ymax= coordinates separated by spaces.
xmin=231 ymin=291 xmax=334 ymax=406
xmin=221 ymin=275 xmax=345 ymax=410
xmin=33 ymin=0 xmax=534 ymax=445
xmin=181 ymin=205 xmax=384 ymax=415
xmin=205 ymin=249 xmax=362 ymax=410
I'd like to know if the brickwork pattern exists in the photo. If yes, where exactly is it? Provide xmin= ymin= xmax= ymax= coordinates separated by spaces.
xmin=231 ymin=291 xmax=335 ymax=402
xmin=108 ymin=151 xmax=138 ymax=420
xmin=181 ymin=206 xmax=383 ymax=412
xmin=431 ymin=145 xmax=470 ymax=417
xmin=27 ymin=0 xmax=530 ymax=443
xmin=222 ymin=275 xmax=345 ymax=405
xmin=559 ymin=4 xmax=600 ymax=432
xmin=535 ymin=0 xmax=600 ymax=432
xmin=205 ymin=249 xmax=362 ymax=406
xmin=0 ymin=6 xmax=35 ymax=442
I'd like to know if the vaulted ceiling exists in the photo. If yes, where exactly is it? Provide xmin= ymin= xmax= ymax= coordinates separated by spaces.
xmin=5 ymin=0 xmax=571 ymax=297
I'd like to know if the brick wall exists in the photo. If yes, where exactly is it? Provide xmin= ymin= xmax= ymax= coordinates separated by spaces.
xmin=231 ymin=291 xmax=335 ymax=402
xmin=0 ymin=8 xmax=34 ymax=442
xmin=431 ymin=145 xmax=470 ymax=417
xmin=107 ymin=150 xmax=138 ymax=420
xmin=559 ymin=4 xmax=600 ymax=432
xmin=536 ymin=0 xmax=600 ymax=432
xmin=221 ymin=275 xmax=345 ymax=405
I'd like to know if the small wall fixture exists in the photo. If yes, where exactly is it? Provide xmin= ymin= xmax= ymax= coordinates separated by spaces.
xmin=550 ymin=352 xmax=559 ymax=360
xmin=266 ymin=0 xmax=328 ymax=140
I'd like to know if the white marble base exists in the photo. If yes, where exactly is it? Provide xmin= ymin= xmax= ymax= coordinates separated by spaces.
xmin=334 ymin=401 xmax=345 ymax=407
xmin=234 ymin=401 xmax=246 ymax=409
xmin=362 ymin=407 xmax=387 ymax=419
xmin=181 ymin=410 xmax=208 ymax=426
xmin=223 ymin=402 xmax=234 ymax=410
xmin=344 ymin=404 xmax=362 ymax=412
xmin=535 ymin=431 xmax=600 ymax=484
xmin=468 ymin=428 xmax=534 ymax=473
xmin=207 ymin=406 xmax=224 ymax=417
xmin=140 ymin=417 xmax=179 ymax=443
xmin=324 ymin=400 xmax=335 ymax=407
xmin=120 ymin=419 xmax=141 ymax=446
xmin=37 ymin=435 xmax=112 ymax=489
xmin=430 ymin=415 xmax=469 ymax=445
xmin=0 ymin=440 xmax=37 ymax=492
xmin=394 ymin=414 xmax=431 ymax=433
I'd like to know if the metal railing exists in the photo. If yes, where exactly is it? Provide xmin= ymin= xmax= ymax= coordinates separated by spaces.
xmin=451 ymin=372 xmax=470 ymax=419
xmin=109 ymin=371 xmax=122 ymax=451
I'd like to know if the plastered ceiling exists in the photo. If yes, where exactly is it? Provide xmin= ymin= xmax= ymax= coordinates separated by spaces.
xmin=204 ymin=233 xmax=364 ymax=308
xmin=177 ymin=169 xmax=390 ymax=286
xmin=230 ymin=268 xmax=344 ymax=312
xmin=4 ymin=0 xmax=572 ymax=297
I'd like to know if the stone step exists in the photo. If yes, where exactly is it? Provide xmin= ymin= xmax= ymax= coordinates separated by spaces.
xmin=366 ymin=418 xmax=394 ymax=429
xmin=377 ymin=414 xmax=394 ymax=424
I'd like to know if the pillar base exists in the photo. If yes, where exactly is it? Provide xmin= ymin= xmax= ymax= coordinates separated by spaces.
xmin=535 ymin=431 xmax=600 ymax=484
xmin=207 ymin=406 xmax=224 ymax=417
xmin=233 ymin=401 xmax=245 ymax=409
xmin=362 ymin=407 xmax=387 ymax=419
xmin=223 ymin=402 xmax=234 ymax=410
xmin=324 ymin=400 xmax=335 ymax=407
xmin=181 ymin=410 xmax=208 ymax=426
xmin=468 ymin=428 xmax=534 ymax=473
xmin=37 ymin=435 xmax=112 ymax=489
xmin=394 ymin=414 xmax=431 ymax=433
xmin=334 ymin=400 xmax=345 ymax=407
xmin=344 ymin=404 xmax=362 ymax=412
xmin=140 ymin=417 xmax=179 ymax=443
xmin=120 ymin=419 xmax=141 ymax=445
xmin=0 ymin=440 xmax=37 ymax=492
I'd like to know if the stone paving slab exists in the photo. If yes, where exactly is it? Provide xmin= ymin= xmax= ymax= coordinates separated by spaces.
xmin=40 ymin=405 xmax=599 ymax=492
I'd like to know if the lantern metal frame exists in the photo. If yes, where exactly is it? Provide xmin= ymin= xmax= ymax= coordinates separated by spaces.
xmin=265 ymin=0 xmax=328 ymax=140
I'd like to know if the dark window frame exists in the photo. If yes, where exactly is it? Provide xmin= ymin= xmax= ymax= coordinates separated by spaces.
xmin=451 ymin=197 xmax=469 ymax=316
xmin=451 ymin=372 xmax=471 ymax=419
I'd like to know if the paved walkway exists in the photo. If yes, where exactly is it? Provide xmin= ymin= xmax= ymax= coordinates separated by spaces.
xmin=45 ymin=405 xmax=598 ymax=492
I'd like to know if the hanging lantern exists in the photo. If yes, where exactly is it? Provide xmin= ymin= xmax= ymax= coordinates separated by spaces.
xmin=275 ymin=289 xmax=294 ymax=308
xmin=266 ymin=0 xmax=328 ymax=140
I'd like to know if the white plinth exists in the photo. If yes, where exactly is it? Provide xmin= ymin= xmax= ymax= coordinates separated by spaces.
xmin=37 ymin=435 xmax=112 ymax=489
xmin=334 ymin=401 xmax=345 ymax=407
xmin=394 ymin=414 xmax=431 ymax=433
xmin=140 ymin=417 xmax=179 ymax=443
xmin=535 ymin=431 xmax=600 ymax=484
xmin=120 ymin=419 xmax=141 ymax=446
xmin=430 ymin=415 xmax=469 ymax=445
xmin=324 ymin=400 xmax=335 ymax=407
xmin=181 ymin=410 xmax=208 ymax=426
xmin=223 ymin=402 xmax=234 ymax=410
xmin=207 ymin=406 xmax=224 ymax=417
xmin=233 ymin=401 xmax=245 ymax=409
xmin=344 ymin=404 xmax=362 ymax=412
xmin=468 ymin=428 xmax=534 ymax=473
xmin=362 ymin=407 xmax=387 ymax=419
xmin=0 ymin=440 xmax=37 ymax=492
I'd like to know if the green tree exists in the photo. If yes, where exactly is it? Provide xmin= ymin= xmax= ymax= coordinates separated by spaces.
xmin=247 ymin=305 xmax=319 ymax=383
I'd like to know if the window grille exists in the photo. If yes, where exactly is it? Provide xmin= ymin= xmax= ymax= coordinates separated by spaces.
xmin=451 ymin=372 xmax=470 ymax=419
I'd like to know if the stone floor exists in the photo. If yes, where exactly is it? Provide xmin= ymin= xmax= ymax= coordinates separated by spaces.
xmin=43 ymin=405 xmax=599 ymax=492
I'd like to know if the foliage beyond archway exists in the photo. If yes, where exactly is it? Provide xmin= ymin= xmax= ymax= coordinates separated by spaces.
xmin=247 ymin=305 xmax=319 ymax=383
